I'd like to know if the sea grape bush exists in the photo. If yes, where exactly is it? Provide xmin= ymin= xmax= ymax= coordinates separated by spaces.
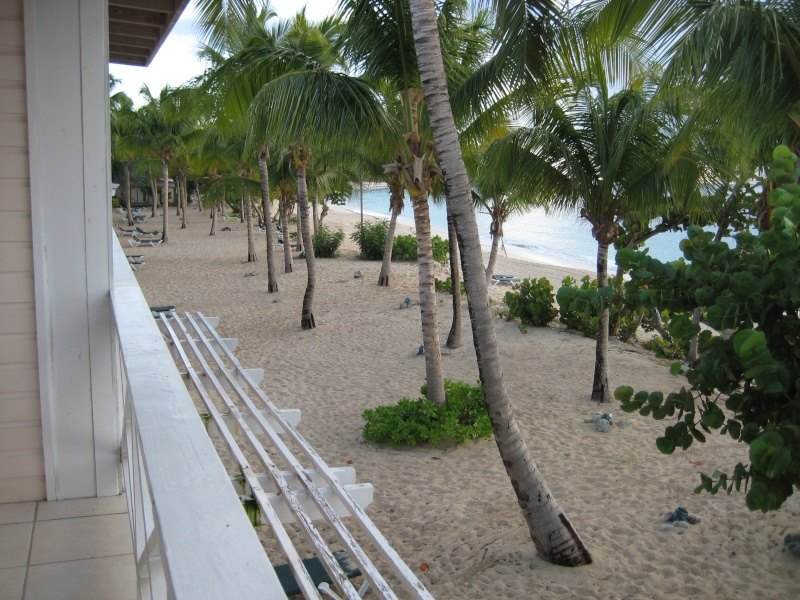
xmin=556 ymin=275 xmax=638 ymax=339
xmin=503 ymin=277 xmax=558 ymax=326
xmin=312 ymin=226 xmax=345 ymax=258
xmin=615 ymin=145 xmax=800 ymax=513
xmin=351 ymin=219 xmax=388 ymax=260
xmin=362 ymin=380 xmax=492 ymax=446
xmin=435 ymin=276 xmax=466 ymax=295
xmin=392 ymin=234 xmax=449 ymax=264
xmin=392 ymin=234 xmax=417 ymax=261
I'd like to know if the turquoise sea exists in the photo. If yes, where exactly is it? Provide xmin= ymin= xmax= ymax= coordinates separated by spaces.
xmin=346 ymin=186 xmax=692 ymax=272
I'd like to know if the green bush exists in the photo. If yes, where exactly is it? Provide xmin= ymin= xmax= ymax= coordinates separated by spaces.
xmin=435 ymin=277 xmax=466 ymax=295
xmin=351 ymin=220 xmax=388 ymax=260
xmin=616 ymin=145 xmax=800 ymax=513
xmin=362 ymin=380 xmax=492 ymax=446
xmin=312 ymin=226 xmax=345 ymax=258
xmin=392 ymin=234 xmax=418 ymax=261
xmin=431 ymin=235 xmax=449 ymax=265
xmin=503 ymin=277 xmax=558 ymax=326
xmin=556 ymin=275 xmax=637 ymax=339
xmin=391 ymin=234 xmax=449 ymax=265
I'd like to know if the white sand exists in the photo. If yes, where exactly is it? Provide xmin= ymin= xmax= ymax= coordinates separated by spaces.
xmin=128 ymin=204 xmax=800 ymax=599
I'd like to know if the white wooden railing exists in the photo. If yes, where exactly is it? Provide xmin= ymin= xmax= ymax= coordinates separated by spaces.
xmin=109 ymin=237 xmax=288 ymax=600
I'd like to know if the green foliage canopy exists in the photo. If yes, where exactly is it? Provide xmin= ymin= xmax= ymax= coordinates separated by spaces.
xmin=615 ymin=146 xmax=800 ymax=513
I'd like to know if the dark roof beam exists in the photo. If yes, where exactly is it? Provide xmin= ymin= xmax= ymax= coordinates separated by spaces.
xmin=109 ymin=0 xmax=176 ymax=13
xmin=109 ymin=8 xmax=168 ymax=28
xmin=109 ymin=22 xmax=161 ymax=40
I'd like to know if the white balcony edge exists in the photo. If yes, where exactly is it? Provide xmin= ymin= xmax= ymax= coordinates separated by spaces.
xmin=110 ymin=236 xmax=287 ymax=600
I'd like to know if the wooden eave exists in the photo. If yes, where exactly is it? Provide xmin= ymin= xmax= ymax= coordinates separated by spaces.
xmin=109 ymin=0 xmax=191 ymax=67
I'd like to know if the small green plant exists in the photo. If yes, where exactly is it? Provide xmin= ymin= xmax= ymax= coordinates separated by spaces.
xmin=434 ymin=277 xmax=466 ymax=295
xmin=351 ymin=219 xmax=388 ymax=260
xmin=503 ymin=277 xmax=558 ymax=326
xmin=392 ymin=234 xmax=418 ymax=261
xmin=312 ymin=226 xmax=345 ymax=258
xmin=431 ymin=235 xmax=449 ymax=265
xmin=557 ymin=275 xmax=637 ymax=339
xmin=362 ymin=380 xmax=492 ymax=446
xmin=391 ymin=234 xmax=449 ymax=265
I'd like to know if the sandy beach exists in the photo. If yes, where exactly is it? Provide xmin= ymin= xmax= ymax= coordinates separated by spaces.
xmin=126 ymin=203 xmax=800 ymax=599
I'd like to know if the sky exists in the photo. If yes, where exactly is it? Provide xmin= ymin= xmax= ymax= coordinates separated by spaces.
xmin=110 ymin=0 xmax=339 ymax=106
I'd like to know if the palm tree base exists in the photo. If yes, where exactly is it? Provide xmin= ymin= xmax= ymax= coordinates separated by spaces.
xmin=301 ymin=312 xmax=316 ymax=330
xmin=378 ymin=275 xmax=389 ymax=286
xmin=267 ymin=282 xmax=278 ymax=293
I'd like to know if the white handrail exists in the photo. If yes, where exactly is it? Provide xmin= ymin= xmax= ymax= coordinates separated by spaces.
xmin=109 ymin=237 xmax=286 ymax=600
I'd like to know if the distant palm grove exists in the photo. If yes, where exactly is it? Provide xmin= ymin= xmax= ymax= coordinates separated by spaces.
xmin=110 ymin=0 xmax=799 ymax=566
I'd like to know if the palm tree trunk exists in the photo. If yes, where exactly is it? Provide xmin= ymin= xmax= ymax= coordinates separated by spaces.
xmin=124 ymin=161 xmax=133 ymax=226
xmin=259 ymin=148 xmax=279 ymax=293
xmin=408 ymin=0 xmax=592 ymax=566
xmin=485 ymin=220 xmax=502 ymax=285
xmin=312 ymin=194 xmax=319 ymax=237
xmin=592 ymin=240 xmax=612 ymax=403
xmin=296 ymin=153 xmax=316 ymax=330
xmin=295 ymin=201 xmax=303 ymax=254
xmin=280 ymin=196 xmax=293 ymax=273
xmin=180 ymin=173 xmax=188 ymax=229
xmin=161 ymin=159 xmax=170 ymax=244
xmin=410 ymin=190 xmax=446 ymax=406
xmin=150 ymin=171 xmax=157 ymax=216
xmin=245 ymin=191 xmax=256 ymax=262
xmin=378 ymin=177 xmax=404 ymax=287
xmin=446 ymin=206 xmax=462 ymax=349
xmin=210 ymin=206 xmax=217 ymax=236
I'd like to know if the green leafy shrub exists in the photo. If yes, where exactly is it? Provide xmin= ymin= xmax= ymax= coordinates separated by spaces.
xmin=392 ymin=234 xmax=418 ymax=261
xmin=431 ymin=235 xmax=449 ymax=265
xmin=391 ymin=234 xmax=449 ymax=265
xmin=556 ymin=275 xmax=637 ymax=339
xmin=615 ymin=145 xmax=800 ymax=513
xmin=351 ymin=220 xmax=388 ymax=260
xmin=362 ymin=380 xmax=492 ymax=446
xmin=435 ymin=277 xmax=466 ymax=295
xmin=312 ymin=226 xmax=345 ymax=258
xmin=503 ymin=277 xmax=558 ymax=326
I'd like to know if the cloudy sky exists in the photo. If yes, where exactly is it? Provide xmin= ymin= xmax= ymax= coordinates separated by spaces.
xmin=110 ymin=1 xmax=339 ymax=106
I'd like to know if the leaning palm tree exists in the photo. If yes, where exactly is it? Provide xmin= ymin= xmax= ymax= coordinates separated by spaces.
xmin=406 ymin=0 xmax=593 ymax=566
xmin=248 ymin=13 xmax=397 ymax=330
xmin=110 ymin=91 xmax=140 ymax=226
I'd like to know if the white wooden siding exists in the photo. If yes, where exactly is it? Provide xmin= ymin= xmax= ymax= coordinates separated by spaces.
xmin=0 ymin=0 xmax=43 ymax=503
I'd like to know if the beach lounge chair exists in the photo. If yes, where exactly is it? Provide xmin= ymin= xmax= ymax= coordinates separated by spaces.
xmin=130 ymin=233 xmax=162 ymax=248
xmin=133 ymin=214 xmax=148 ymax=222
xmin=491 ymin=274 xmax=521 ymax=285
xmin=129 ymin=260 xmax=145 ymax=271
xmin=150 ymin=305 xmax=175 ymax=317
xmin=136 ymin=227 xmax=161 ymax=236
xmin=116 ymin=225 xmax=136 ymax=236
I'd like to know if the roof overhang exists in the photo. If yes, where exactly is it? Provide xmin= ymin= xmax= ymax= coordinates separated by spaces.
xmin=109 ymin=0 xmax=191 ymax=67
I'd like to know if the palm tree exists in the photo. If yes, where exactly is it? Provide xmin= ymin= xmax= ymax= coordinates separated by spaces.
xmin=405 ymin=0 xmax=593 ymax=566
xmin=110 ymin=91 xmax=139 ymax=226
xmin=248 ymin=11 xmax=397 ymax=330
xmin=342 ymin=0 xmax=472 ymax=404
xmin=138 ymin=85 xmax=198 ymax=244
xmin=468 ymin=148 xmax=536 ymax=284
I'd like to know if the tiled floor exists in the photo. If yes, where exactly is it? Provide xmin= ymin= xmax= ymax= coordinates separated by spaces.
xmin=0 ymin=495 xmax=135 ymax=600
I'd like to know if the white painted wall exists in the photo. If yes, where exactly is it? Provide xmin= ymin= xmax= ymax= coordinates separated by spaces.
xmin=24 ymin=0 xmax=120 ymax=500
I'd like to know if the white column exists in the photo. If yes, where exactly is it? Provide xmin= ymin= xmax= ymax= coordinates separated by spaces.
xmin=24 ymin=0 xmax=119 ymax=500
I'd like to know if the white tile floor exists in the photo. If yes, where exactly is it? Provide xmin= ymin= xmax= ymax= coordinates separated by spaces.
xmin=0 ymin=495 xmax=135 ymax=600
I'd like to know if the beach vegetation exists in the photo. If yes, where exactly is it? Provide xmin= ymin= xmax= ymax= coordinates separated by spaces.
xmin=503 ymin=277 xmax=558 ymax=327
xmin=361 ymin=380 xmax=492 ymax=446
xmin=435 ymin=276 xmax=466 ymax=295
xmin=616 ymin=145 xmax=800 ymax=513
xmin=351 ymin=219 xmax=389 ymax=260
xmin=312 ymin=226 xmax=345 ymax=258
xmin=557 ymin=276 xmax=638 ymax=341
xmin=392 ymin=233 xmax=449 ymax=264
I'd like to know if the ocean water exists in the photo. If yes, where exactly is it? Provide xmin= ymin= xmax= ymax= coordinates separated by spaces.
xmin=346 ymin=186 xmax=691 ymax=272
